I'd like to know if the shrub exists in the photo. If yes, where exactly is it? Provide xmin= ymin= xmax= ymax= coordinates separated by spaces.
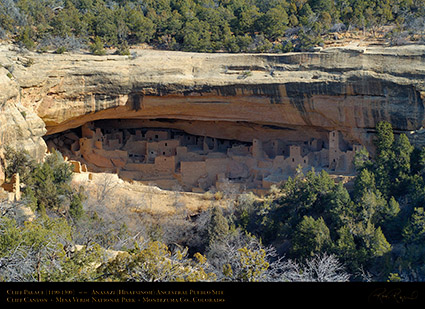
xmin=89 ymin=37 xmax=106 ymax=55
xmin=16 ymin=26 xmax=35 ymax=50
xmin=4 ymin=147 xmax=74 ymax=213
xmin=214 ymin=191 xmax=224 ymax=200
xmin=115 ymin=41 xmax=130 ymax=56
xmin=3 ymin=146 xmax=36 ymax=183
xmin=202 ymin=191 xmax=214 ymax=200
xmin=55 ymin=46 xmax=67 ymax=54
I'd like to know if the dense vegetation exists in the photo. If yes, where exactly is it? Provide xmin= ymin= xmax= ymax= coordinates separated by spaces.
xmin=1 ymin=148 xmax=350 ymax=282
xmin=2 ymin=121 xmax=425 ymax=282
xmin=1 ymin=0 xmax=424 ymax=53
xmin=238 ymin=121 xmax=425 ymax=281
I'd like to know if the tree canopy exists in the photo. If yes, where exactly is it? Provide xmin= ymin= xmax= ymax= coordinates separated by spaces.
xmin=1 ymin=0 xmax=424 ymax=53
xmin=239 ymin=121 xmax=425 ymax=281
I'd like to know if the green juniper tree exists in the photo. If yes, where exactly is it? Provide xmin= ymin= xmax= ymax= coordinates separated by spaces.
xmin=292 ymin=216 xmax=332 ymax=259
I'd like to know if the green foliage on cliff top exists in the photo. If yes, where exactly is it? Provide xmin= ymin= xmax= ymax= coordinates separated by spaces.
xmin=1 ymin=0 xmax=424 ymax=54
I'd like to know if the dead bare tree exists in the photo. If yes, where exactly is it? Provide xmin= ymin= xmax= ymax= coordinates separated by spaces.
xmin=0 ymin=242 xmax=34 ymax=281
xmin=280 ymin=253 xmax=350 ymax=282
xmin=94 ymin=173 xmax=119 ymax=205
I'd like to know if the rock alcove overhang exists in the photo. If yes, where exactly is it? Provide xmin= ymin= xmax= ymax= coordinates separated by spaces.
xmin=39 ymin=70 xmax=425 ymax=192
xmin=43 ymin=117 xmax=321 ymax=159
xmin=42 ymin=75 xmax=425 ymax=149
xmin=3 ymin=44 xmax=425 ymax=187
xmin=44 ymin=115 xmax=333 ymax=193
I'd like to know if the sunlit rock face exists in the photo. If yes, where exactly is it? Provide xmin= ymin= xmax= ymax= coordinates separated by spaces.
xmin=0 ymin=43 xmax=424 ymax=190
xmin=0 ymin=63 xmax=46 ymax=162
xmin=7 ymin=44 xmax=424 ymax=148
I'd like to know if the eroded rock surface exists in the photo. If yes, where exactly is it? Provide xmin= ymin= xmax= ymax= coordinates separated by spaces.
xmin=0 ymin=54 xmax=46 ymax=161
xmin=3 ymin=44 xmax=424 ymax=144
xmin=0 ymin=43 xmax=424 ymax=191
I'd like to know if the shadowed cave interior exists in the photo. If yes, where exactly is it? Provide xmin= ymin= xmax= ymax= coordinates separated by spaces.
xmin=44 ymin=118 xmax=361 ymax=194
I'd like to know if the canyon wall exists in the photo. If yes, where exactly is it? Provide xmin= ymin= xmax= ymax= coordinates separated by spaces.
xmin=0 ymin=53 xmax=46 ymax=161
xmin=1 ymin=43 xmax=425 ymax=166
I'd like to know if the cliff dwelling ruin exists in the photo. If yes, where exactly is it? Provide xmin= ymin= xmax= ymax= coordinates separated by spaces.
xmin=1 ymin=42 xmax=423 ymax=198
xmin=45 ymin=119 xmax=362 ymax=194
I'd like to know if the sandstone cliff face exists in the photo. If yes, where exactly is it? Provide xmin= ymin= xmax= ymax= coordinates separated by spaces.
xmin=1 ymin=43 xmax=425 ymax=161
xmin=0 ymin=51 xmax=46 ymax=163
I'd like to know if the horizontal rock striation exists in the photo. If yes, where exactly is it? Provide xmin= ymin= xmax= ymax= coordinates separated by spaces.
xmin=1 ymin=43 xmax=425 ymax=162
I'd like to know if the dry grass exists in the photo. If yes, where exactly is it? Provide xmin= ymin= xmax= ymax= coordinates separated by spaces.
xmin=71 ymin=171 xmax=222 ymax=216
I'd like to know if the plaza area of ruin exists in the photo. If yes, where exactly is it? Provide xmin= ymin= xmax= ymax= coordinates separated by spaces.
xmin=45 ymin=119 xmax=361 ymax=194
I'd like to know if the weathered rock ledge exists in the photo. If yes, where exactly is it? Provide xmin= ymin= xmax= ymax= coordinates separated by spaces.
xmin=1 ymin=43 xmax=425 ymax=161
